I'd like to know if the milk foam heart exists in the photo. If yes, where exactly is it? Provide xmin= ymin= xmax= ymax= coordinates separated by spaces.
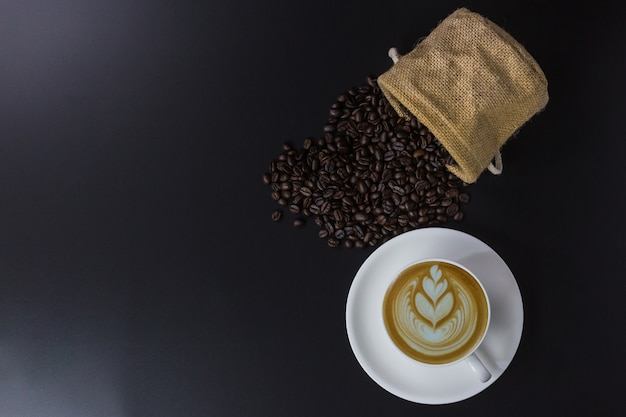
xmin=383 ymin=260 xmax=489 ymax=365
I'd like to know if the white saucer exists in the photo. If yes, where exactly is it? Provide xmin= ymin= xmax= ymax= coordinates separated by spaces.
xmin=346 ymin=227 xmax=523 ymax=405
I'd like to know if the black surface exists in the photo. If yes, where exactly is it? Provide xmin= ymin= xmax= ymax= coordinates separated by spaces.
xmin=1 ymin=1 xmax=625 ymax=416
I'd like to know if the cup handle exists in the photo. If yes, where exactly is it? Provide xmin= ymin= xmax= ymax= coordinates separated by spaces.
xmin=466 ymin=352 xmax=491 ymax=383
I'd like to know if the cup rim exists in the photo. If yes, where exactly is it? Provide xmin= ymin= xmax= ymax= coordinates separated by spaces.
xmin=384 ymin=257 xmax=491 ymax=367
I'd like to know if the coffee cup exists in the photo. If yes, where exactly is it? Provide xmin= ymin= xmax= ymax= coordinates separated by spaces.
xmin=382 ymin=258 xmax=492 ymax=382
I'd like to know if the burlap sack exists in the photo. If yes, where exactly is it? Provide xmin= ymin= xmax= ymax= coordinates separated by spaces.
xmin=378 ymin=8 xmax=549 ymax=183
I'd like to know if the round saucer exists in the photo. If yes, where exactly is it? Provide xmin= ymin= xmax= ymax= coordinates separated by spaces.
xmin=345 ymin=227 xmax=523 ymax=405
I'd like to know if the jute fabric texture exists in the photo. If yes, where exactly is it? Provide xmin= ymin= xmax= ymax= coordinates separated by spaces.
xmin=378 ymin=8 xmax=549 ymax=183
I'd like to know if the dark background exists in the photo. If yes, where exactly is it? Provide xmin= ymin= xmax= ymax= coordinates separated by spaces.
xmin=0 ymin=0 xmax=624 ymax=416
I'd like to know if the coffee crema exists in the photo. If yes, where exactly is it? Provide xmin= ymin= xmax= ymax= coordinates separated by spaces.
xmin=383 ymin=260 xmax=489 ymax=365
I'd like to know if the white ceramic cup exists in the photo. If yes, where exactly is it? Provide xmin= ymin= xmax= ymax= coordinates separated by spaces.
xmin=382 ymin=258 xmax=492 ymax=382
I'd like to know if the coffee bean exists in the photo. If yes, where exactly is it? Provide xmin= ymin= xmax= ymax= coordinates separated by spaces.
xmin=271 ymin=210 xmax=282 ymax=221
xmin=391 ymin=184 xmax=405 ymax=196
xmin=458 ymin=193 xmax=470 ymax=203
xmin=393 ymin=141 xmax=406 ymax=151
xmin=333 ymin=209 xmax=344 ymax=222
xmin=356 ymin=180 xmax=368 ymax=195
xmin=415 ymin=180 xmax=429 ymax=193
xmin=320 ymin=200 xmax=331 ymax=214
xmin=354 ymin=212 xmax=369 ymax=222
xmin=293 ymin=218 xmax=305 ymax=228
xmin=446 ymin=203 xmax=459 ymax=216
xmin=342 ymin=195 xmax=355 ymax=207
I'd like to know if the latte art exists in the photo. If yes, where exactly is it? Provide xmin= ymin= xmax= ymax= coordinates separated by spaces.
xmin=383 ymin=261 xmax=489 ymax=365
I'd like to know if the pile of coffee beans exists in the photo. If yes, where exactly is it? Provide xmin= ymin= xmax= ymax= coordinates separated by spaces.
xmin=262 ymin=75 xmax=471 ymax=248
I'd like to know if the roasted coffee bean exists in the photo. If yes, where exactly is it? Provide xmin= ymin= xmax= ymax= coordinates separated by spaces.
xmin=342 ymin=195 xmax=355 ymax=207
xmin=391 ymin=184 xmax=405 ymax=195
xmin=415 ymin=180 xmax=429 ymax=193
xmin=354 ymin=212 xmax=369 ymax=222
xmin=356 ymin=180 xmax=368 ymax=195
xmin=392 ymin=141 xmax=405 ymax=151
xmin=384 ymin=150 xmax=396 ymax=161
xmin=333 ymin=209 xmax=344 ymax=222
xmin=413 ymin=149 xmax=426 ymax=158
xmin=334 ymin=229 xmax=346 ymax=240
xmin=271 ymin=210 xmax=283 ymax=221
xmin=446 ymin=203 xmax=459 ymax=216
xmin=293 ymin=218 xmax=305 ymax=228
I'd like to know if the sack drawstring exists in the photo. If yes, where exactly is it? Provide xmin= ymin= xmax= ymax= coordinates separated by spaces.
xmin=486 ymin=151 xmax=503 ymax=175
xmin=388 ymin=47 xmax=401 ymax=64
